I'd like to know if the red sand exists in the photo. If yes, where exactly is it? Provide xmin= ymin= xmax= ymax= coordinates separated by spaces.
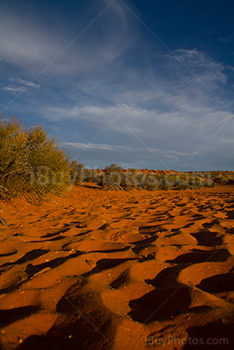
xmin=0 ymin=184 xmax=234 ymax=349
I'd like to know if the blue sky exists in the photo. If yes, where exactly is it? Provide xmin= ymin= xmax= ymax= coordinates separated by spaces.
xmin=1 ymin=0 xmax=234 ymax=170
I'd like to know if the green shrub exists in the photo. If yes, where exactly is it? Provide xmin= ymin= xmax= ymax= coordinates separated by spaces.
xmin=120 ymin=172 xmax=137 ymax=190
xmin=84 ymin=168 xmax=215 ymax=192
xmin=104 ymin=163 xmax=123 ymax=175
xmin=0 ymin=117 xmax=70 ymax=199
xmin=143 ymin=175 xmax=159 ymax=190
xmin=69 ymin=161 xmax=85 ymax=184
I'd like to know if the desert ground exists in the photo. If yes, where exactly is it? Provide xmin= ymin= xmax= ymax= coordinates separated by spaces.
xmin=0 ymin=184 xmax=234 ymax=349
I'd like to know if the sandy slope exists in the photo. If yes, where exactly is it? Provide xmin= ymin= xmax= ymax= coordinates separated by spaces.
xmin=0 ymin=184 xmax=234 ymax=350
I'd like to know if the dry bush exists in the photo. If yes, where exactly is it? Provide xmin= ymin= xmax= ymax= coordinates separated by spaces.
xmin=0 ymin=117 xmax=70 ymax=199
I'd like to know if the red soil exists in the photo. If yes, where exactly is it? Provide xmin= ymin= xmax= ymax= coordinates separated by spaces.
xmin=0 ymin=184 xmax=234 ymax=349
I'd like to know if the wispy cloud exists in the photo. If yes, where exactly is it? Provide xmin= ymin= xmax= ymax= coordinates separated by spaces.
xmin=63 ymin=142 xmax=193 ymax=157
xmin=0 ymin=0 xmax=134 ymax=75
xmin=39 ymin=46 xmax=233 ymax=170
xmin=14 ymin=78 xmax=40 ymax=88
xmin=218 ymin=36 xmax=232 ymax=43
xmin=170 ymin=49 xmax=226 ymax=89
xmin=42 ymin=99 xmax=232 ymax=146
xmin=63 ymin=142 xmax=129 ymax=152
xmin=62 ymin=141 xmax=198 ymax=169
xmin=3 ymin=86 xmax=24 ymax=93
xmin=3 ymin=78 xmax=40 ymax=94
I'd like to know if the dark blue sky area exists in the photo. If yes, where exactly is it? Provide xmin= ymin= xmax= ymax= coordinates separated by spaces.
xmin=135 ymin=0 xmax=234 ymax=59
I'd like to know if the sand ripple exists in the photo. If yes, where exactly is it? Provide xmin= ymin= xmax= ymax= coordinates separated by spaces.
xmin=0 ymin=184 xmax=234 ymax=349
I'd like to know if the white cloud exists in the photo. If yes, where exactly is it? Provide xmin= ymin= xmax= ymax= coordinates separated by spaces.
xmin=18 ymin=42 xmax=232 ymax=170
xmin=63 ymin=142 xmax=130 ymax=152
xmin=3 ymin=86 xmax=24 ymax=92
xmin=41 ymin=100 xmax=232 ymax=144
xmin=3 ymin=78 xmax=40 ymax=94
xmin=171 ymin=49 xmax=226 ymax=89
xmin=15 ymin=78 xmax=40 ymax=88
xmin=62 ymin=142 xmax=195 ymax=165
xmin=0 ymin=1 xmax=134 ymax=75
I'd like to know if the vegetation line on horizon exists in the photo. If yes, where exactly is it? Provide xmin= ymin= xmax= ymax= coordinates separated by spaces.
xmin=0 ymin=117 xmax=233 ymax=200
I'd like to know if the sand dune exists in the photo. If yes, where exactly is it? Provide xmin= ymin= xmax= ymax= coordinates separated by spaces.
xmin=0 ymin=184 xmax=234 ymax=349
